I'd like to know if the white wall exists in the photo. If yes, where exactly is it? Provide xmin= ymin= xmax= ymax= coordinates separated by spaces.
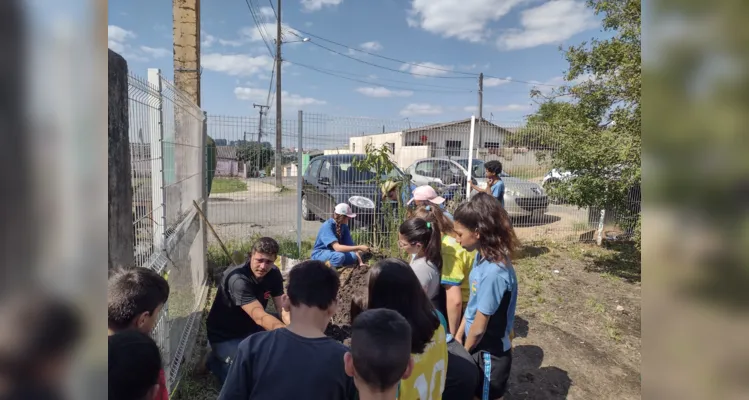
xmin=323 ymin=148 xmax=352 ymax=155
xmin=398 ymin=146 xmax=430 ymax=169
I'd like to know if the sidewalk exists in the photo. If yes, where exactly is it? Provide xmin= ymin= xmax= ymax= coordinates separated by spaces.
xmin=209 ymin=180 xmax=284 ymax=201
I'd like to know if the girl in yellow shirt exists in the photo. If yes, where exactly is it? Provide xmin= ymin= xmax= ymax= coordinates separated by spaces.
xmin=367 ymin=258 xmax=448 ymax=400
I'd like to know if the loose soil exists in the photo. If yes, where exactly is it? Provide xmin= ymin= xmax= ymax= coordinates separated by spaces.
xmin=178 ymin=241 xmax=641 ymax=400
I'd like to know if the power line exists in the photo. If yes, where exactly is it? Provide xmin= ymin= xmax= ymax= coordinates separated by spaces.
xmin=266 ymin=59 xmax=276 ymax=108
xmin=302 ymin=39 xmax=475 ymax=79
xmin=295 ymin=28 xmax=476 ymax=76
xmin=267 ymin=0 xmax=278 ymax=20
xmin=287 ymin=60 xmax=473 ymax=93
xmin=243 ymin=0 xmax=274 ymax=57
xmin=286 ymin=61 xmax=474 ymax=90
xmin=295 ymin=27 xmax=563 ymax=87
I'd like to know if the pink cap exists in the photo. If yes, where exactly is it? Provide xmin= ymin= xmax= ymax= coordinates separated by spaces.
xmin=407 ymin=185 xmax=446 ymax=205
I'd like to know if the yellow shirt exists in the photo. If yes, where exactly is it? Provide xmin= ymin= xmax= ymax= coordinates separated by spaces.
xmin=440 ymin=235 xmax=476 ymax=304
xmin=398 ymin=324 xmax=448 ymax=400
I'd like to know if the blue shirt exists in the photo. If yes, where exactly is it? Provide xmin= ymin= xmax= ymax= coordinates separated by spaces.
xmin=463 ymin=254 xmax=517 ymax=354
xmin=312 ymin=218 xmax=354 ymax=252
xmin=491 ymin=180 xmax=505 ymax=208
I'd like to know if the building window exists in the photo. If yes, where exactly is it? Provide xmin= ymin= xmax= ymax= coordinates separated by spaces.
xmin=352 ymin=143 xmax=356 ymax=152
xmin=385 ymin=142 xmax=395 ymax=154
xmin=445 ymin=140 xmax=461 ymax=157
xmin=485 ymin=141 xmax=501 ymax=155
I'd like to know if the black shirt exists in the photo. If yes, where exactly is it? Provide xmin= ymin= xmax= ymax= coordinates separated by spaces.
xmin=218 ymin=329 xmax=357 ymax=400
xmin=206 ymin=262 xmax=284 ymax=343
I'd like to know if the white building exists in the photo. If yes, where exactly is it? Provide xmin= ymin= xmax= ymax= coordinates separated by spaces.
xmin=348 ymin=118 xmax=512 ymax=168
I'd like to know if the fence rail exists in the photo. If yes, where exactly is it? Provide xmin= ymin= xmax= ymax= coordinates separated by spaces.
xmin=127 ymin=69 xmax=207 ymax=394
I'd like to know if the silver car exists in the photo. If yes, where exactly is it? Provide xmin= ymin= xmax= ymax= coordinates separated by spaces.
xmin=407 ymin=157 xmax=549 ymax=217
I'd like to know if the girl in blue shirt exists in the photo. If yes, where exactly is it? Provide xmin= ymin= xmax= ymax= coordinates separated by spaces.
xmin=452 ymin=193 xmax=519 ymax=400
xmin=310 ymin=203 xmax=369 ymax=268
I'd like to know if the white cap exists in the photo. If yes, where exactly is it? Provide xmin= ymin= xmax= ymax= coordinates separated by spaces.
xmin=334 ymin=203 xmax=357 ymax=218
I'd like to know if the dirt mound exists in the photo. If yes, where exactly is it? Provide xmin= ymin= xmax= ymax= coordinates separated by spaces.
xmin=326 ymin=265 xmax=370 ymax=345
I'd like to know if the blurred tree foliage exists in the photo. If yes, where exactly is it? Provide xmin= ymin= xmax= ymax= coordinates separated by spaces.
xmin=526 ymin=0 xmax=641 ymax=243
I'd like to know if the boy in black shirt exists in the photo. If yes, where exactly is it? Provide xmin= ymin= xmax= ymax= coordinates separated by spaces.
xmin=344 ymin=309 xmax=413 ymax=400
xmin=218 ymin=260 xmax=356 ymax=400
xmin=205 ymin=237 xmax=289 ymax=384
xmin=108 ymin=330 xmax=162 ymax=400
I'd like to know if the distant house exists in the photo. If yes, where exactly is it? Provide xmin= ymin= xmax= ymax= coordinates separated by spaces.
xmin=215 ymin=146 xmax=245 ymax=177
xmin=348 ymin=118 xmax=513 ymax=168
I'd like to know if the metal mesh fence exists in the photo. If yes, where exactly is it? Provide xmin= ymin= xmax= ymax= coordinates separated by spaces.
xmin=205 ymin=112 xmax=640 ymax=257
xmin=127 ymin=69 xmax=207 ymax=393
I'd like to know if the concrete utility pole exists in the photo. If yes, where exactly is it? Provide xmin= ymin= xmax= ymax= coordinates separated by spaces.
xmin=173 ymin=0 xmax=201 ymax=106
xmin=274 ymin=0 xmax=283 ymax=187
xmin=477 ymin=72 xmax=484 ymax=150
xmin=254 ymin=103 xmax=269 ymax=143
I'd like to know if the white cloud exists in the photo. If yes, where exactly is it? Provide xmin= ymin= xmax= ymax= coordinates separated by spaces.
xmin=464 ymin=103 xmax=532 ymax=113
xmin=496 ymin=0 xmax=598 ymax=50
xmin=356 ymin=87 xmax=413 ymax=98
xmin=399 ymin=62 xmax=453 ymax=78
xmin=301 ymin=0 xmax=343 ymax=12
xmin=108 ymin=25 xmax=136 ymax=42
xmin=218 ymin=38 xmax=245 ymax=47
xmin=140 ymin=46 xmax=170 ymax=58
xmin=202 ymin=53 xmax=274 ymax=76
xmin=240 ymin=23 xmax=300 ymax=44
xmin=259 ymin=6 xmax=276 ymax=19
xmin=407 ymin=0 xmax=528 ymax=43
xmin=484 ymin=76 xmax=511 ymax=87
xmin=202 ymin=31 xmax=216 ymax=47
xmin=235 ymin=87 xmax=326 ymax=108
xmin=400 ymin=103 xmax=444 ymax=117
xmin=360 ymin=41 xmax=383 ymax=52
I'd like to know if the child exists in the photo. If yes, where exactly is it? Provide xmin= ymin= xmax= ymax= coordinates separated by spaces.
xmin=407 ymin=185 xmax=453 ymax=220
xmin=108 ymin=330 xmax=163 ymax=400
xmin=108 ymin=267 xmax=170 ymax=400
xmin=408 ymin=204 xmax=475 ymax=338
xmin=367 ymin=258 xmax=447 ymax=400
xmin=219 ymin=260 xmax=357 ymax=400
xmin=311 ymin=203 xmax=369 ymax=268
xmin=397 ymin=217 xmax=443 ymax=311
xmin=344 ymin=309 xmax=414 ymax=400
xmin=453 ymin=193 xmax=520 ymax=400
xmin=471 ymin=160 xmax=505 ymax=208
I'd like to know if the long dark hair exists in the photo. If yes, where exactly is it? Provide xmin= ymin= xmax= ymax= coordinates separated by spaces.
xmin=454 ymin=192 xmax=519 ymax=264
xmin=367 ymin=258 xmax=439 ymax=354
xmin=399 ymin=217 xmax=443 ymax=274
xmin=408 ymin=204 xmax=454 ymax=237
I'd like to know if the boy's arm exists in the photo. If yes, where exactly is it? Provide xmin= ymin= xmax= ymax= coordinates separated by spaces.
xmin=331 ymin=242 xmax=363 ymax=252
xmin=455 ymin=316 xmax=467 ymax=344
xmin=443 ymin=285 xmax=462 ymax=337
xmin=217 ymin=343 xmax=253 ymax=400
xmin=272 ymin=296 xmax=291 ymax=325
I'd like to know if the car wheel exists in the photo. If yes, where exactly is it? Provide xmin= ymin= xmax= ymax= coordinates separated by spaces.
xmin=302 ymin=195 xmax=315 ymax=221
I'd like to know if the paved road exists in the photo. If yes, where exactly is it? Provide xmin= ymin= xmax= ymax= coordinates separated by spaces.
xmin=206 ymin=193 xmax=589 ymax=243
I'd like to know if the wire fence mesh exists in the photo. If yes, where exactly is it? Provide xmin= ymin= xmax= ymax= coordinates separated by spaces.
xmin=127 ymin=69 xmax=207 ymax=393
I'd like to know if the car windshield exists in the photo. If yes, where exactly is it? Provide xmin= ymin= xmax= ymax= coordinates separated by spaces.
xmin=455 ymin=159 xmax=487 ymax=178
xmin=332 ymin=161 xmax=404 ymax=184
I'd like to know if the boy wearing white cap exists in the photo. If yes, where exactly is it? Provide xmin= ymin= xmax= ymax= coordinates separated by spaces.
xmin=408 ymin=185 xmax=453 ymax=220
xmin=310 ymin=203 xmax=370 ymax=268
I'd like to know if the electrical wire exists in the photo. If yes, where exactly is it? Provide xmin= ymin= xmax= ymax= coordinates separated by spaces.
xmin=287 ymin=60 xmax=473 ymax=93
xmin=302 ymin=39 xmax=475 ymax=79
xmin=243 ymin=0 xmax=274 ymax=57
xmin=267 ymin=0 xmax=278 ymax=20
xmin=295 ymin=28 xmax=562 ymax=87
xmin=266 ymin=59 xmax=276 ymax=109
xmin=286 ymin=61 xmax=474 ymax=90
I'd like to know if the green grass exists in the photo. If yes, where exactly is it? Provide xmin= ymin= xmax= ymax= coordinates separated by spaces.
xmin=505 ymin=165 xmax=548 ymax=180
xmin=211 ymin=178 xmax=247 ymax=194
xmin=207 ymin=235 xmax=314 ymax=267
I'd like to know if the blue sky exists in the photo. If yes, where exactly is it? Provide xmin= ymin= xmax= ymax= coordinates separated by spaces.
xmin=108 ymin=0 xmax=605 ymax=125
